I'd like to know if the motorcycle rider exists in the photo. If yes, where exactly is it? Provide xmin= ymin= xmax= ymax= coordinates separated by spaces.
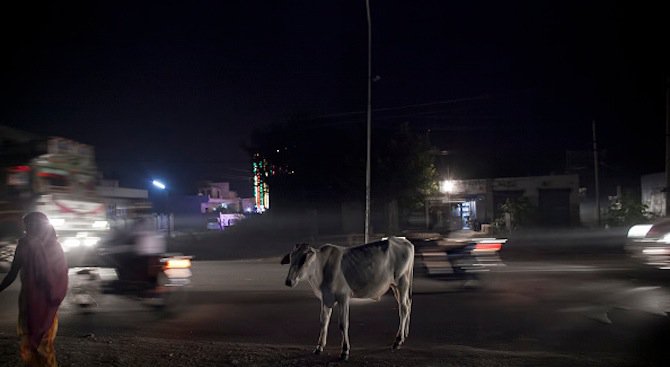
xmin=104 ymin=216 xmax=166 ymax=284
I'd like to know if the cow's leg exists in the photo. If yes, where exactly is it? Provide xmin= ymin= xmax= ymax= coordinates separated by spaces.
xmin=404 ymin=292 xmax=412 ymax=339
xmin=393 ymin=275 xmax=411 ymax=349
xmin=314 ymin=303 xmax=332 ymax=354
xmin=401 ymin=274 xmax=413 ymax=341
xmin=391 ymin=285 xmax=405 ymax=349
xmin=338 ymin=298 xmax=350 ymax=361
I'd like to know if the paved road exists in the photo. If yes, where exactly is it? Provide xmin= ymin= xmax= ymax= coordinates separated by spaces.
xmin=2 ymin=254 xmax=670 ymax=365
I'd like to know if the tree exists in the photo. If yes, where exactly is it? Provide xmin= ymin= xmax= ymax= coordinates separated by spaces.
xmin=247 ymin=118 xmax=365 ymax=209
xmin=371 ymin=123 xmax=437 ymax=215
xmin=247 ymin=119 xmax=436 ymax=216
xmin=605 ymin=193 xmax=651 ymax=227
xmin=492 ymin=197 xmax=537 ymax=232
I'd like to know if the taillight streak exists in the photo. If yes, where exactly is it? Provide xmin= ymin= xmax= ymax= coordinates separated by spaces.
xmin=473 ymin=243 xmax=502 ymax=252
xmin=164 ymin=259 xmax=191 ymax=269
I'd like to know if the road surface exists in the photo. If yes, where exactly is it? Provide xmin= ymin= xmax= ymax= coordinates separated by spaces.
xmin=2 ymin=251 xmax=670 ymax=366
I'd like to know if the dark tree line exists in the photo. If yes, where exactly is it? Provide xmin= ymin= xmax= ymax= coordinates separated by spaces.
xmin=247 ymin=118 xmax=437 ymax=217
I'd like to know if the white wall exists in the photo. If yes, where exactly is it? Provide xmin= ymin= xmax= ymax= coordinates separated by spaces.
xmin=641 ymin=172 xmax=665 ymax=216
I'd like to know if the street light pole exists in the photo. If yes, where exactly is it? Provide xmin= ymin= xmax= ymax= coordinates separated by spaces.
xmin=665 ymin=78 xmax=670 ymax=216
xmin=152 ymin=179 xmax=170 ymax=237
xmin=364 ymin=0 xmax=372 ymax=244
xmin=592 ymin=121 xmax=601 ymax=226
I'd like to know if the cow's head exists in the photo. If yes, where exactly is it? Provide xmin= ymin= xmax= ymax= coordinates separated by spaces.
xmin=281 ymin=243 xmax=317 ymax=287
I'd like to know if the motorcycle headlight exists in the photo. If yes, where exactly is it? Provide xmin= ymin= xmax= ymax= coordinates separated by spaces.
xmin=628 ymin=224 xmax=653 ymax=239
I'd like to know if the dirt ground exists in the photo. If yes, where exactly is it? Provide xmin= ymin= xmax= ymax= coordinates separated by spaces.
xmin=0 ymin=333 xmax=625 ymax=367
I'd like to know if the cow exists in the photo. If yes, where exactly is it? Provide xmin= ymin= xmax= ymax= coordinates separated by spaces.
xmin=281 ymin=236 xmax=414 ymax=361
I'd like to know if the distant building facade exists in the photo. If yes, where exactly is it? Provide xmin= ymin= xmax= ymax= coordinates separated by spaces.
xmin=427 ymin=174 xmax=580 ymax=230
xmin=193 ymin=181 xmax=254 ymax=230
xmin=252 ymin=156 xmax=271 ymax=213
xmin=197 ymin=181 xmax=253 ymax=213
xmin=96 ymin=179 xmax=151 ymax=225
xmin=641 ymin=172 xmax=666 ymax=217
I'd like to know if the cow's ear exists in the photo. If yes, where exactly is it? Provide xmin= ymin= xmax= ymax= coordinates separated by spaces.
xmin=280 ymin=253 xmax=290 ymax=265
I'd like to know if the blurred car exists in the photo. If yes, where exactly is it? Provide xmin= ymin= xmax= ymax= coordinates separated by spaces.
xmin=206 ymin=217 xmax=222 ymax=230
xmin=626 ymin=218 xmax=670 ymax=269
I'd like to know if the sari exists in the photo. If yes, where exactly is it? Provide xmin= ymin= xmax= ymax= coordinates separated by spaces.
xmin=18 ymin=311 xmax=59 ymax=367
xmin=15 ymin=212 xmax=68 ymax=366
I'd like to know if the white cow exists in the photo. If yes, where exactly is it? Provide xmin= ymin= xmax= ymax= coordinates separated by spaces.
xmin=281 ymin=236 xmax=414 ymax=360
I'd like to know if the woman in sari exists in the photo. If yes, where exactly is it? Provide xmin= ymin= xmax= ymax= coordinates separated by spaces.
xmin=0 ymin=212 xmax=68 ymax=367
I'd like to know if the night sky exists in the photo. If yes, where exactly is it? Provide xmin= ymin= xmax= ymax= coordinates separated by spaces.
xmin=2 ymin=1 xmax=668 ymax=196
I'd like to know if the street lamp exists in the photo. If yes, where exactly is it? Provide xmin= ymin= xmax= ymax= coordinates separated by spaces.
xmin=440 ymin=179 xmax=456 ymax=194
xmin=439 ymin=179 xmax=457 ymax=231
xmin=151 ymin=179 xmax=170 ymax=237
xmin=364 ymin=0 xmax=373 ymax=244
xmin=152 ymin=180 xmax=166 ymax=190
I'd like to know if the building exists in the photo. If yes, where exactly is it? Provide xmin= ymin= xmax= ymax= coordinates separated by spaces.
xmin=197 ymin=181 xmax=254 ymax=213
xmin=191 ymin=181 xmax=254 ymax=231
xmin=641 ymin=172 xmax=665 ymax=217
xmin=427 ymin=174 xmax=580 ymax=230
xmin=252 ymin=156 xmax=271 ymax=213
xmin=96 ymin=179 xmax=151 ymax=225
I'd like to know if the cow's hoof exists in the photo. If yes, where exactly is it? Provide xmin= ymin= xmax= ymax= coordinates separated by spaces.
xmin=313 ymin=347 xmax=322 ymax=355
xmin=340 ymin=352 xmax=349 ymax=361
xmin=392 ymin=341 xmax=403 ymax=350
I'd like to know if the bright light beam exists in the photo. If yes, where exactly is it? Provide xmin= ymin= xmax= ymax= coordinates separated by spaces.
xmin=152 ymin=180 xmax=166 ymax=190
xmin=440 ymin=180 xmax=456 ymax=194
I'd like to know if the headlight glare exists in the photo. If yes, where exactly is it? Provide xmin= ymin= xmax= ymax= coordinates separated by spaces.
xmin=62 ymin=238 xmax=80 ymax=249
xmin=50 ymin=218 xmax=66 ymax=228
xmin=627 ymin=224 xmax=653 ymax=239
xmin=83 ymin=237 xmax=100 ymax=247
xmin=92 ymin=220 xmax=109 ymax=229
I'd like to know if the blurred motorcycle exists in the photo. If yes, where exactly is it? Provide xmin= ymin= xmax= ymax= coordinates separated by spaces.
xmin=0 ymin=242 xmax=15 ymax=273
xmin=70 ymin=219 xmax=192 ymax=311
xmin=70 ymin=253 xmax=192 ymax=311
xmin=410 ymin=236 xmax=506 ymax=285
xmin=626 ymin=218 xmax=670 ymax=270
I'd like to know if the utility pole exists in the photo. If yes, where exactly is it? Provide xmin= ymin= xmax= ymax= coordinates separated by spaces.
xmin=592 ymin=120 xmax=601 ymax=226
xmin=665 ymin=78 xmax=670 ymax=216
xmin=364 ymin=0 xmax=372 ymax=243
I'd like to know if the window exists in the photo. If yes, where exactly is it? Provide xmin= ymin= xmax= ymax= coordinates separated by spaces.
xmin=36 ymin=170 xmax=69 ymax=192
xmin=75 ymin=174 xmax=96 ymax=194
xmin=38 ymin=172 xmax=68 ymax=187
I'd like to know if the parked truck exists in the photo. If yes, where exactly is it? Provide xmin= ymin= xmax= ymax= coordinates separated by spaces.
xmin=1 ymin=129 xmax=109 ymax=268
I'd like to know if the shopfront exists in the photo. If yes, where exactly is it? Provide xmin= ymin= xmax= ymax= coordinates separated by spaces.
xmin=427 ymin=174 xmax=579 ymax=230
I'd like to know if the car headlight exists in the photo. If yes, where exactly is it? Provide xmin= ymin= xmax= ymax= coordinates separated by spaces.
xmin=92 ymin=220 xmax=109 ymax=229
xmin=83 ymin=237 xmax=100 ymax=247
xmin=627 ymin=224 xmax=653 ymax=239
xmin=62 ymin=238 xmax=80 ymax=249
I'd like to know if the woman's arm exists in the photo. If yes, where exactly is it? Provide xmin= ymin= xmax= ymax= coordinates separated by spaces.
xmin=0 ymin=242 xmax=23 ymax=293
